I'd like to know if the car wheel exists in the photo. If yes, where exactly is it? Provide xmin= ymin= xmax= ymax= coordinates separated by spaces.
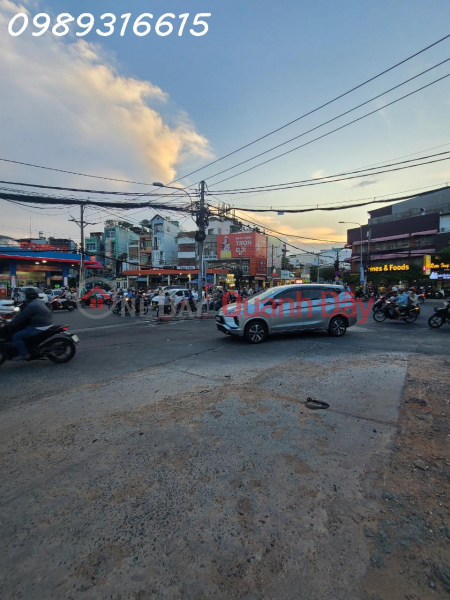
xmin=244 ymin=320 xmax=267 ymax=344
xmin=328 ymin=316 xmax=347 ymax=337
xmin=428 ymin=314 xmax=443 ymax=328
xmin=373 ymin=310 xmax=386 ymax=322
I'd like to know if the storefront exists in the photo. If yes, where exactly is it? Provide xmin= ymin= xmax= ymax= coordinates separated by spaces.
xmin=123 ymin=268 xmax=229 ymax=289
xmin=423 ymin=254 xmax=450 ymax=287
xmin=0 ymin=248 xmax=102 ymax=296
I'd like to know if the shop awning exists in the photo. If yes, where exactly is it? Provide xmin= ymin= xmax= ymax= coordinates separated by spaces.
xmin=411 ymin=230 xmax=438 ymax=236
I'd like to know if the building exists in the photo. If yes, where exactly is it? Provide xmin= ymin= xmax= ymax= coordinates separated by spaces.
xmin=139 ymin=233 xmax=152 ymax=266
xmin=0 ymin=243 xmax=102 ymax=292
xmin=177 ymin=234 xmax=196 ymax=269
xmin=127 ymin=239 xmax=140 ymax=271
xmin=151 ymin=215 xmax=180 ymax=268
xmin=104 ymin=223 xmax=139 ymax=275
xmin=346 ymin=186 xmax=450 ymax=285
xmin=215 ymin=231 xmax=268 ymax=286
xmin=85 ymin=232 xmax=105 ymax=262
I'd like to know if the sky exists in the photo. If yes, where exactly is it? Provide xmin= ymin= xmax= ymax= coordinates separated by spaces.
xmin=1 ymin=0 xmax=450 ymax=255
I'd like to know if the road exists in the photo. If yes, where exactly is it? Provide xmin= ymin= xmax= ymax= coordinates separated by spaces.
xmin=0 ymin=300 xmax=449 ymax=599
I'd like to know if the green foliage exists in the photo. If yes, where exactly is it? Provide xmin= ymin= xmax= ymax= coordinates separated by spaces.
xmin=440 ymin=246 xmax=450 ymax=254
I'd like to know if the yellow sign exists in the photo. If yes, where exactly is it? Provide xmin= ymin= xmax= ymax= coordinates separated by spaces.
xmin=430 ymin=261 xmax=450 ymax=269
xmin=423 ymin=254 xmax=432 ymax=276
xmin=369 ymin=263 xmax=410 ymax=273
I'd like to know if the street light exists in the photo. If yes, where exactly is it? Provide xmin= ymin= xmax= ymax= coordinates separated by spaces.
xmin=152 ymin=182 xmax=193 ymax=205
xmin=339 ymin=221 xmax=365 ymax=291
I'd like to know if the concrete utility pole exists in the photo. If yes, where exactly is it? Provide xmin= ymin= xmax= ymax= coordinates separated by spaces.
xmin=69 ymin=204 xmax=97 ymax=292
xmin=196 ymin=181 xmax=207 ymax=315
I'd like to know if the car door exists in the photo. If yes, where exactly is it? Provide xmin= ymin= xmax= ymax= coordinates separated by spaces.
xmin=296 ymin=287 xmax=325 ymax=329
xmin=270 ymin=287 xmax=302 ymax=331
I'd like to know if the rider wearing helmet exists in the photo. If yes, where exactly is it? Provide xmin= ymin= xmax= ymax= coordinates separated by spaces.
xmin=5 ymin=286 xmax=53 ymax=360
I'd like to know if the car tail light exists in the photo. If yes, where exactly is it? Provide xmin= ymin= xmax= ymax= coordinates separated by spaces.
xmin=62 ymin=326 xmax=68 ymax=331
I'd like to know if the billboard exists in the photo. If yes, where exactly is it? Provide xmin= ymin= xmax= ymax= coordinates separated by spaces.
xmin=217 ymin=233 xmax=267 ymax=260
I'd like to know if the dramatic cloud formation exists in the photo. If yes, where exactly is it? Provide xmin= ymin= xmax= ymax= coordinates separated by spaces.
xmin=0 ymin=0 xmax=211 ymax=189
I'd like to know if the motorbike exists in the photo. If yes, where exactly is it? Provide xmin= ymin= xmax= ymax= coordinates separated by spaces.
xmin=425 ymin=287 xmax=445 ymax=299
xmin=112 ymin=296 xmax=148 ymax=315
xmin=49 ymin=297 xmax=77 ymax=312
xmin=372 ymin=295 xmax=386 ymax=312
xmin=373 ymin=301 xmax=420 ymax=324
xmin=0 ymin=322 xmax=78 ymax=366
xmin=428 ymin=301 xmax=450 ymax=328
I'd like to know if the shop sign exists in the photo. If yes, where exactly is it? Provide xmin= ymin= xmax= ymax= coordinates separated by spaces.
xmin=369 ymin=263 xmax=410 ymax=273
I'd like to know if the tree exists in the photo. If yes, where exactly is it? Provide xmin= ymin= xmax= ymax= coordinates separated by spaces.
xmin=281 ymin=255 xmax=290 ymax=270
xmin=440 ymin=246 xmax=450 ymax=254
xmin=140 ymin=220 xmax=152 ymax=231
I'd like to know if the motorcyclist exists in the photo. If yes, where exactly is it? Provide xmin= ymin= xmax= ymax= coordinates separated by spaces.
xmin=4 ymin=286 xmax=53 ymax=360
xmin=394 ymin=288 xmax=409 ymax=318
xmin=408 ymin=287 xmax=419 ymax=307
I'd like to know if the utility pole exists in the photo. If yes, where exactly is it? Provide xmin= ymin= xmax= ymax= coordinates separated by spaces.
xmin=80 ymin=205 xmax=85 ymax=288
xmin=195 ymin=181 xmax=207 ymax=315
xmin=69 ymin=204 xmax=97 ymax=293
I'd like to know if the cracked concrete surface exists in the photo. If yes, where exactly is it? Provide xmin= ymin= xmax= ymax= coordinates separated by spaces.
xmin=0 ymin=337 xmax=413 ymax=600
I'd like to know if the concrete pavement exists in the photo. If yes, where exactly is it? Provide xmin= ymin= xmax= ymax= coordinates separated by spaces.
xmin=0 ymin=301 xmax=449 ymax=599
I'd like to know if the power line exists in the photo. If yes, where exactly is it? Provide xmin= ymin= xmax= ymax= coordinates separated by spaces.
xmin=206 ymin=71 xmax=450 ymax=187
xmin=228 ymin=184 xmax=450 ymax=213
xmin=209 ymin=151 xmax=450 ymax=194
xmin=159 ymin=33 xmax=450 ymax=188
xmin=0 ymin=192 xmax=193 ymax=212
xmin=0 ymin=179 xmax=188 ymax=197
xmin=0 ymin=158 xmax=164 ymax=187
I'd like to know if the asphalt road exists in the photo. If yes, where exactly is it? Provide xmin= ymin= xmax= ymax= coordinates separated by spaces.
xmin=0 ymin=300 xmax=448 ymax=410
xmin=1 ymin=299 xmax=449 ymax=599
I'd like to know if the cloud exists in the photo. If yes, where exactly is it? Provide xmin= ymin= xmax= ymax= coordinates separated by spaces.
xmin=311 ymin=169 xmax=325 ymax=179
xmin=352 ymin=179 xmax=379 ymax=188
xmin=0 ymin=0 xmax=212 ymax=188
xmin=242 ymin=211 xmax=346 ymax=246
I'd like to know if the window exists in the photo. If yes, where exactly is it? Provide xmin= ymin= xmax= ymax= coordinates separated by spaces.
xmin=105 ymin=229 xmax=115 ymax=239
xmin=298 ymin=288 xmax=322 ymax=300
xmin=154 ymin=224 xmax=163 ymax=233
xmin=208 ymin=229 xmax=213 ymax=235
xmin=86 ymin=243 xmax=96 ymax=251
xmin=274 ymin=287 xmax=301 ymax=302
xmin=153 ymin=238 xmax=161 ymax=250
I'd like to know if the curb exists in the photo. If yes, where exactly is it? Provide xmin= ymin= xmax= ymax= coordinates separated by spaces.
xmin=158 ymin=314 xmax=216 ymax=322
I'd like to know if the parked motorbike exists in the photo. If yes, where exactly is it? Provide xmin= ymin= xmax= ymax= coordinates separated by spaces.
xmin=373 ymin=302 xmax=420 ymax=324
xmin=428 ymin=301 xmax=450 ymax=328
xmin=49 ymin=297 xmax=77 ymax=312
xmin=417 ymin=293 xmax=425 ymax=304
xmin=0 ymin=322 xmax=78 ymax=366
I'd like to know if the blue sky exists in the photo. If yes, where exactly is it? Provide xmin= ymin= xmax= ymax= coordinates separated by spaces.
xmin=1 ymin=0 xmax=450 ymax=249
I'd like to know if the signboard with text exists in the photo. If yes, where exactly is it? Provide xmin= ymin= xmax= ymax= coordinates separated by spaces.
xmin=217 ymin=233 xmax=267 ymax=260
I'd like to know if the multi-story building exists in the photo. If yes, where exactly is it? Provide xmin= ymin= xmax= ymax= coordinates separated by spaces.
xmin=104 ymin=223 xmax=139 ymax=274
xmin=85 ymin=232 xmax=105 ymax=263
xmin=346 ymin=186 xmax=450 ymax=285
xmin=177 ymin=234 xmax=196 ymax=269
xmin=139 ymin=233 xmax=152 ymax=266
xmin=151 ymin=215 xmax=179 ymax=268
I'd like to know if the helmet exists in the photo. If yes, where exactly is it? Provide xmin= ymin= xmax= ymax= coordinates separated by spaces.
xmin=22 ymin=286 xmax=40 ymax=301
xmin=392 ymin=286 xmax=398 ymax=292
